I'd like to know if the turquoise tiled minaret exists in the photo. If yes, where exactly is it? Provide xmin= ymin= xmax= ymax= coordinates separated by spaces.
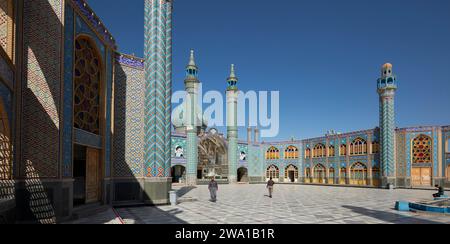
xmin=144 ymin=0 xmax=172 ymax=178
xmin=185 ymin=50 xmax=200 ymax=186
xmin=227 ymin=64 xmax=239 ymax=183
xmin=377 ymin=63 xmax=398 ymax=187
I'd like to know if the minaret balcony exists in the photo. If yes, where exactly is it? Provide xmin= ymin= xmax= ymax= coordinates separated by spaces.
xmin=377 ymin=77 xmax=397 ymax=90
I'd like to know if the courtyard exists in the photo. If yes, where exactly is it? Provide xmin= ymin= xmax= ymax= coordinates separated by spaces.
xmin=67 ymin=184 xmax=450 ymax=224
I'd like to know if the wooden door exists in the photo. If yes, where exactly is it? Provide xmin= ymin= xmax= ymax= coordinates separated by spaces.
xmin=447 ymin=166 xmax=450 ymax=181
xmin=421 ymin=168 xmax=431 ymax=186
xmin=86 ymin=148 xmax=100 ymax=203
xmin=412 ymin=167 xmax=432 ymax=187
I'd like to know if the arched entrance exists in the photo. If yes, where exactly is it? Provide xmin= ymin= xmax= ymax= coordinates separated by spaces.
xmin=350 ymin=162 xmax=368 ymax=186
xmin=339 ymin=167 xmax=347 ymax=185
xmin=305 ymin=167 xmax=311 ymax=183
xmin=171 ymin=165 xmax=186 ymax=183
xmin=411 ymin=135 xmax=433 ymax=187
xmin=237 ymin=167 xmax=248 ymax=182
xmin=197 ymin=129 xmax=227 ymax=180
xmin=0 ymin=98 xmax=11 ymax=180
xmin=372 ymin=167 xmax=381 ymax=186
xmin=285 ymin=165 xmax=298 ymax=183
xmin=328 ymin=168 xmax=335 ymax=184
xmin=313 ymin=164 xmax=326 ymax=184
xmin=266 ymin=165 xmax=279 ymax=182
xmin=72 ymin=36 xmax=105 ymax=206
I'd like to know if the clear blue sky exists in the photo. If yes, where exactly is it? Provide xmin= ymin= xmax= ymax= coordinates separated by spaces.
xmin=88 ymin=0 xmax=450 ymax=141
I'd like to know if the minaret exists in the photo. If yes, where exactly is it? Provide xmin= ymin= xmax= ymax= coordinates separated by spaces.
xmin=377 ymin=63 xmax=398 ymax=188
xmin=143 ymin=0 xmax=173 ymax=202
xmin=185 ymin=50 xmax=200 ymax=186
xmin=227 ymin=64 xmax=239 ymax=183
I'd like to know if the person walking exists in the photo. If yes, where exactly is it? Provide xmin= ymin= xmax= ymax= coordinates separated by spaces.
xmin=267 ymin=177 xmax=275 ymax=198
xmin=209 ymin=177 xmax=219 ymax=202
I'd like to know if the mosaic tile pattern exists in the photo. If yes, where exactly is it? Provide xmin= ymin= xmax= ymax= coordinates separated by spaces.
xmin=113 ymin=61 xmax=145 ymax=177
xmin=144 ymin=0 xmax=173 ymax=177
xmin=62 ymin=3 xmax=75 ymax=177
xmin=21 ymin=0 xmax=63 ymax=178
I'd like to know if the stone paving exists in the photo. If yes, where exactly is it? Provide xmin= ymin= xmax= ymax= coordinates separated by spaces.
xmin=67 ymin=184 xmax=450 ymax=224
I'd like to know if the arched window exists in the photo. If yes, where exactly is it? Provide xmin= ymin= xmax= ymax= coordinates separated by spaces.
xmin=371 ymin=141 xmax=380 ymax=154
xmin=266 ymin=146 xmax=280 ymax=160
xmin=266 ymin=165 xmax=279 ymax=180
xmin=350 ymin=162 xmax=368 ymax=185
xmin=74 ymin=36 xmax=102 ymax=135
xmin=305 ymin=148 xmax=311 ymax=159
xmin=313 ymin=164 xmax=326 ymax=184
xmin=412 ymin=135 xmax=432 ymax=163
xmin=328 ymin=145 xmax=335 ymax=157
xmin=285 ymin=146 xmax=299 ymax=159
xmin=340 ymin=144 xmax=347 ymax=156
xmin=350 ymin=138 xmax=367 ymax=155
xmin=0 ymin=98 xmax=11 ymax=180
xmin=313 ymin=144 xmax=326 ymax=158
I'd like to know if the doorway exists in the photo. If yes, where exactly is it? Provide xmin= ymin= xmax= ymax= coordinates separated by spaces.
xmin=73 ymin=144 xmax=102 ymax=206
xmin=411 ymin=167 xmax=432 ymax=187
xmin=171 ymin=165 xmax=186 ymax=183
xmin=237 ymin=167 xmax=248 ymax=182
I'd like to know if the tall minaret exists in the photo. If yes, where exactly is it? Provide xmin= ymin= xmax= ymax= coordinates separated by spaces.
xmin=143 ymin=0 xmax=173 ymax=203
xmin=227 ymin=64 xmax=239 ymax=183
xmin=377 ymin=63 xmax=398 ymax=188
xmin=185 ymin=50 xmax=200 ymax=186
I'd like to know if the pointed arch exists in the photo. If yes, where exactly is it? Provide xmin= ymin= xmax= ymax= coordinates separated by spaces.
xmin=285 ymin=146 xmax=299 ymax=159
xmin=350 ymin=162 xmax=368 ymax=185
xmin=73 ymin=35 xmax=103 ymax=135
xmin=412 ymin=134 xmax=432 ymax=163
xmin=313 ymin=164 xmax=326 ymax=184
xmin=305 ymin=148 xmax=311 ymax=159
xmin=328 ymin=145 xmax=335 ymax=157
xmin=266 ymin=165 xmax=279 ymax=181
xmin=340 ymin=144 xmax=347 ymax=156
xmin=285 ymin=164 xmax=298 ymax=182
xmin=350 ymin=138 xmax=367 ymax=155
xmin=313 ymin=144 xmax=326 ymax=158
xmin=266 ymin=146 xmax=280 ymax=160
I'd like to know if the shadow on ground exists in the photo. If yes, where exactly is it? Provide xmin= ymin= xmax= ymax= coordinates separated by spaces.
xmin=342 ymin=205 xmax=443 ymax=224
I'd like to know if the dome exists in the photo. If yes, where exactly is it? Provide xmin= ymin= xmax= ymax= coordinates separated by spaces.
xmin=172 ymin=102 xmax=208 ymax=131
xmin=381 ymin=63 xmax=393 ymax=78
xmin=382 ymin=63 xmax=392 ymax=69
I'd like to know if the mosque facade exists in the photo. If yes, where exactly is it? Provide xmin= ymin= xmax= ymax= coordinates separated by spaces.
xmin=0 ymin=0 xmax=449 ymax=223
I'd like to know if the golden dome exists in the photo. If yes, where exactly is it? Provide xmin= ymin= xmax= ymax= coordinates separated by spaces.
xmin=382 ymin=63 xmax=393 ymax=69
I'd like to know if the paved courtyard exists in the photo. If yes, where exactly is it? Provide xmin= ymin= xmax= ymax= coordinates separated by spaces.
xmin=68 ymin=184 xmax=450 ymax=224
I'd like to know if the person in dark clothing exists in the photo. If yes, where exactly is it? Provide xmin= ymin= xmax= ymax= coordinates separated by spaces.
xmin=208 ymin=178 xmax=219 ymax=202
xmin=267 ymin=177 xmax=275 ymax=198
xmin=433 ymin=185 xmax=445 ymax=198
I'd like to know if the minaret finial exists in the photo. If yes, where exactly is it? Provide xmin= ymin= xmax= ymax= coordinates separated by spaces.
xmin=230 ymin=64 xmax=236 ymax=78
xmin=189 ymin=49 xmax=196 ymax=66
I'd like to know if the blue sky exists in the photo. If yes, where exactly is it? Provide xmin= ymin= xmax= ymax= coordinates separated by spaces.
xmin=88 ymin=0 xmax=450 ymax=141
